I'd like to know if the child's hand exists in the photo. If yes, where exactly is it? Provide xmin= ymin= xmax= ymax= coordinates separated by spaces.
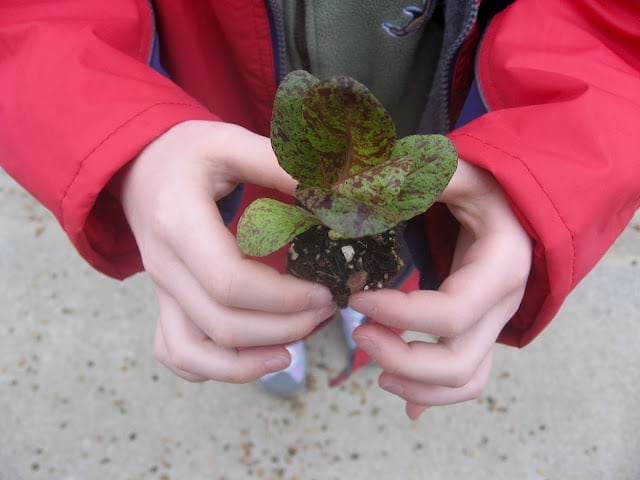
xmin=349 ymin=159 xmax=532 ymax=419
xmin=116 ymin=120 xmax=335 ymax=383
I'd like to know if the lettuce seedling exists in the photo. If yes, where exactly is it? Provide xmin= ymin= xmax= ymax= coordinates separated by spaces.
xmin=237 ymin=70 xmax=457 ymax=306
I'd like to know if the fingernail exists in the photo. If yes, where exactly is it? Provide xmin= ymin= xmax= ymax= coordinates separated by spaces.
xmin=309 ymin=285 xmax=333 ymax=308
xmin=317 ymin=303 xmax=337 ymax=320
xmin=349 ymin=297 xmax=374 ymax=316
xmin=262 ymin=355 xmax=290 ymax=374
xmin=380 ymin=382 xmax=405 ymax=396
xmin=353 ymin=334 xmax=377 ymax=356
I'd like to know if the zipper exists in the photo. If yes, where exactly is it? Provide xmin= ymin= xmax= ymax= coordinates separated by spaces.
xmin=439 ymin=0 xmax=479 ymax=132
xmin=264 ymin=0 xmax=289 ymax=84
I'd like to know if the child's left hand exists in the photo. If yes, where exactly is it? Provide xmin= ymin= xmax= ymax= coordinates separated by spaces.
xmin=348 ymin=159 xmax=532 ymax=420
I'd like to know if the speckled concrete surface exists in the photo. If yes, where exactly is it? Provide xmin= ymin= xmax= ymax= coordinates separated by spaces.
xmin=1 ymin=168 xmax=639 ymax=480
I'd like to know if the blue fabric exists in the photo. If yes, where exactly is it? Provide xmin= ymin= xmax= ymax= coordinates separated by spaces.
xmin=455 ymin=79 xmax=488 ymax=129
xmin=149 ymin=32 xmax=170 ymax=78
xmin=217 ymin=184 xmax=246 ymax=225
xmin=404 ymin=216 xmax=440 ymax=291
xmin=409 ymin=79 xmax=490 ymax=291
xmin=491 ymin=0 xmax=515 ymax=13
xmin=404 ymin=80 xmax=489 ymax=291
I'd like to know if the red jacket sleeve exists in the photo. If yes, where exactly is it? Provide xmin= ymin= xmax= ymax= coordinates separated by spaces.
xmin=448 ymin=0 xmax=640 ymax=346
xmin=0 ymin=0 xmax=218 ymax=278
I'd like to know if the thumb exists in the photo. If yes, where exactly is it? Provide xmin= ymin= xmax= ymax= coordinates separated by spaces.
xmin=406 ymin=402 xmax=428 ymax=420
xmin=208 ymin=122 xmax=297 ymax=196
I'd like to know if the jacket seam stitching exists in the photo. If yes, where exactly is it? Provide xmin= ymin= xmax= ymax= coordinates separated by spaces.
xmin=452 ymin=131 xmax=577 ymax=285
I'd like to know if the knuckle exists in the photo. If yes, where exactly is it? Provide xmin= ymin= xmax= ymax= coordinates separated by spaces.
xmin=514 ymin=260 xmax=531 ymax=287
xmin=504 ymin=266 xmax=530 ymax=296
xmin=205 ymin=271 xmax=235 ymax=307
xmin=153 ymin=342 xmax=166 ymax=364
xmin=505 ymin=245 xmax=533 ymax=291
xmin=152 ymin=323 xmax=170 ymax=363
xmin=438 ymin=312 xmax=471 ymax=338
xmin=382 ymin=358 xmax=404 ymax=378
xmin=149 ymin=203 xmax=178 ymax=242
xmin=444 ymin=360 xmax=475 ymax=389
xmin=166 ymin=349 xmax=190 ymax=374
xmin=157 ymin=337 xmax=191 ymax=374
xmin=143 ymin=257 xmax=165 ymax=285
xmin=206 ymin=322 xmax=235 ymax=348
xmin=465 ymin=380 xmax=486 ymax=401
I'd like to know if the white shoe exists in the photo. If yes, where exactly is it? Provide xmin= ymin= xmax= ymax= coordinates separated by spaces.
xmin=258 ymin=340 xmax=306 ymax=398
xmin=338 ymin=307 xmax=368 ymax=351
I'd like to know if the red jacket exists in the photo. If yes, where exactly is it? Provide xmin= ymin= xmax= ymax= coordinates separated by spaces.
xmin=1 ymin=0 xmax=638 ymax=348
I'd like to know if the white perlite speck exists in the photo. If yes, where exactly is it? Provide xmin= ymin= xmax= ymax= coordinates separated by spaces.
xmin=341 ymin=245 xmax=355 ymax=263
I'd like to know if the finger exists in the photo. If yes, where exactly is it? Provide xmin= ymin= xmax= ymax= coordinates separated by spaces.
xmin=155 ymin=291 xmax=292 ymax=383
xmin=380 ymin=347 xmax=494 ymax=409
xmin=352 ymin=297 xmax=513 ymax=388
xmin=153 ymin=325 xmax=208 ymax=382
xmin=152 ymin=121 xmax=297 ymax=196
xmin=151 ymin=258 xmax=335 ymax=348
xmin=437 ymin=158 xmax=513 ymax=233
xmin=438 ymin=159 xmax=497 ymax=206
xmin=405 ymin=403 xmax=429 ymax=421
xmin=156 ymin=188 xmax=334 ymax=314
xmin=208 ymin=124 xmax=298 ymax=196
xmin=349 ymin=231 xmax=528 ymax=339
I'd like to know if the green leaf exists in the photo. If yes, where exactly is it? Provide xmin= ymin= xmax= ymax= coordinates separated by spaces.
xmin=271 ymin=70 xmax=323 ymax=187
xmin=237 ymin=198 xmax=319 ymax=256
xmin=242 ymin=72 xmax=459 ymax=256
xmin=332 ymin=156 xmax=414 ymax=206
xmin=302 ymin=76 xmax=396 ymax=186
xmin=388 ymin=134 xmax=458 ymax=220
xmin=296 ymin=186 xmax=401 ymax=237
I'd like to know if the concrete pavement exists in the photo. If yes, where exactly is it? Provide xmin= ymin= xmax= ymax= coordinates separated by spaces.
xmin=1 ymin=168 xmax=639 ymax=480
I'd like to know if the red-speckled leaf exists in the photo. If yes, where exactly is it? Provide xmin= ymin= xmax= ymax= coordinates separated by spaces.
xmin=302 ymin=76 xmax=396 ymax=187
xmin=237 ymin=198 xmax=319 ymax=256
xmin=333 ymin=156 xmax=414 ymax=206
xmin=296 ymin=187 xmax=401 ymax=237
xmin=389 ymin=134 xmax=458 ymax=219
xmin=270 ymin=71 xmax=323 ymax=187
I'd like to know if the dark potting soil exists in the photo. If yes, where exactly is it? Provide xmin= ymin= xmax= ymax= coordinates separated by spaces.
xmin=286 ymin=225 xmax=405 ymax=308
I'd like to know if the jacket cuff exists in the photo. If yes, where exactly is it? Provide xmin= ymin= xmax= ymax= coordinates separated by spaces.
xmin=62 ymin=102 xmax=218 ymax=279
xmin=448 ymin=130 xmax=572 ymax=347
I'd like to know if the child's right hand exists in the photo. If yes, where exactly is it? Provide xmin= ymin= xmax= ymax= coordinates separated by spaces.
xmin=114 ymin=120 xmax=336 ymax=383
